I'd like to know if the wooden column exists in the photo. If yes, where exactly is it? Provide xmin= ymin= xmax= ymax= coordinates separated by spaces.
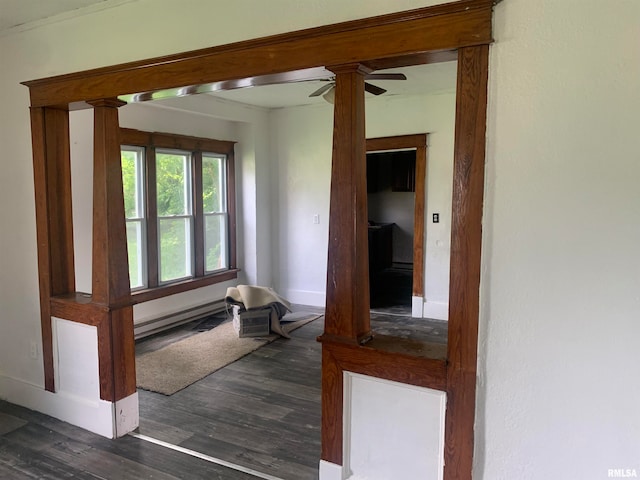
xmin=444 ymin=44 xmax=489 ymax=480
xmin=322 ymin=64 xmax=372 ymax=344
xmin=30 ymin=106 xmax=75 ymax=392
xmin=320 ymin=63 xmax=372 ymax=467
xmin=90 ymin=99 xmax=131 ymax=306
xmin=88 ymin=99 xmax=136 ymax=402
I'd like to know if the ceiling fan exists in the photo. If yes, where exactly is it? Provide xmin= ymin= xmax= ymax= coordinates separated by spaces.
xmin=308 ymin=72 xmax=407 ymax=99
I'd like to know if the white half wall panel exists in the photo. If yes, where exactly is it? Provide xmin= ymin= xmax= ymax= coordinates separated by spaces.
xmin=343 ymin=372 xmax=446 ymax=480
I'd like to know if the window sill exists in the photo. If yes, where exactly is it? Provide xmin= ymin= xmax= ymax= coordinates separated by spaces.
xmin=131 ymin=268 xmax=239 ymax=305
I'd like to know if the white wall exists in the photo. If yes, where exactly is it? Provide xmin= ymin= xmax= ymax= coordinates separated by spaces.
xmin=68 ymin=96 xmax=270 ymax=325
xmin=477 ymin=1 xmax=640 ymax=478
xmin=270 ymin=91 xmax=456 ymax=316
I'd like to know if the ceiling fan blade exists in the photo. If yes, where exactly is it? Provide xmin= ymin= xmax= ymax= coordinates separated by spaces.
xmin=365 ymin=82 xmax=386 ymax=96
xmin=309 ymin=83 xmax=335 ymax=97
xmin=365 ymin=73 xmax=407 ymax=81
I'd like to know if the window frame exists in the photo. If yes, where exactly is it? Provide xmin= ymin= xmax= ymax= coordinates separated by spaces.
xmin=121 ymin=145 xmax=148 ymax=290
xmin=120 ymin=128 xmax=238 ymax=303
xmin=201 ymin=153 xmax=230 ymax=275
xmin=154 ymin=147 xmax=195 ymax=284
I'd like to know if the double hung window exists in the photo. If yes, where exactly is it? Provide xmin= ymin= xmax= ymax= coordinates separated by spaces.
xmin=156 ymin=149 xmax=194 ymax=283
xmin=121 ymin=129 xmax=236 ymax=298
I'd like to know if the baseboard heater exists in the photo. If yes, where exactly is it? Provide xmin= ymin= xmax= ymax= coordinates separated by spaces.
xmin=133 ymin=299 xmax=228 ymax=340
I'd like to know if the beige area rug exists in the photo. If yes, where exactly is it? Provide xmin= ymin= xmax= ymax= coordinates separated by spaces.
xmin=136 ymin=312 xmax=322 ymax=395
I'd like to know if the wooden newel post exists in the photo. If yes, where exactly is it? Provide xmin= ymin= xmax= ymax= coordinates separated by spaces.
xmin=323 ymin=64 xmax=372 ymax=345
xmin=87 ymin=99 xmax=136 ymax=405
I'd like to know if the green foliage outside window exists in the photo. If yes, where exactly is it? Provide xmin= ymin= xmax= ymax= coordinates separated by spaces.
xmin=156 ymin=153 xmax=189 ymax=216
xmin=156 ymin=152 xmax=191 ymax=282
xmin=202 ymin=156 xmax=221 ymax=213
xmin=121 ymin=146 xmax=230 ymax=288
xmin=121 ymin=150 xmax=138 ymax=218
xmin=203 ymin=156 xmax=225 ymax=272
xmin=122 ymin=149 xmax=142 ymax=287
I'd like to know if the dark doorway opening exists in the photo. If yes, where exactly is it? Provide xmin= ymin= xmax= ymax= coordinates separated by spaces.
xmin=366 ymin=149 xmax=417 ymax=311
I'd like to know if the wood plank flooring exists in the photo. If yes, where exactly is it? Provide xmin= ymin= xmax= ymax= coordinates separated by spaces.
xmin=0 ymin=306 xmax=447 ymax=480
xmin=135 ymin=306 xmax=447 ymax=480
xmin=0 ymin=401 xmax=258 ymax=479
xmin=137 ymin=310 xmax=325 ymax=480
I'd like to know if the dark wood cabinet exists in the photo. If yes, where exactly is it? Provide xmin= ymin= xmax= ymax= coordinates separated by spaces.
xmin=366 ymin=150 xmax=416 ymax=193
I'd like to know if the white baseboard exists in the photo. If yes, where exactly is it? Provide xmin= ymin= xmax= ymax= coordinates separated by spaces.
xmin=0 ymin=374 xmax=118 ymax=438
xmin=283 ymin=289 xmax=326 ymax=307
xmin=423 ymin=300 xmax=449 ymax=321
xmin=319 ymin=460 xmax=343 ymax=480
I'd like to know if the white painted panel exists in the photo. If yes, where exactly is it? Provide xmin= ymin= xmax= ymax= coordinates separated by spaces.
xmin=53 ymin=317 xmax=99 ymax=400
xmin=344 ymin=372 xmax=446 ymax=480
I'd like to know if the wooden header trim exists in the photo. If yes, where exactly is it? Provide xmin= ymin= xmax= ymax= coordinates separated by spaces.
xmin=120 ymin=128 xmax=236 ymax=154
xmin=22 ymin=0 xmax=492 ymax=108
xmin=366 ymin=133 xmax=427 ymax=152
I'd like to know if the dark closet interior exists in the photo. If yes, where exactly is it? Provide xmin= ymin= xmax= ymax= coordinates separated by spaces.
xmin=366 ymin=150 xmax=416 ymax=310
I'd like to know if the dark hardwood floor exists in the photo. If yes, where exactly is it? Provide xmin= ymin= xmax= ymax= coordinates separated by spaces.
xmin=0 ymin=400 xmax=258 ymax=479
xmin=137 ymin=308 xmax=324 ymax=480
xmin=0 ymin=306 xmax=447 ymax=480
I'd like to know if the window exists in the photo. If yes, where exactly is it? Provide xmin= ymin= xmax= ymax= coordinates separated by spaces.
xmin=155 ymin=149 xmax=194 ymax=283
xmin=121 ymin=146 xmax=147 ymax=289
xmin=202 ymin=154 xmax=229 ymax=273
xmin=120 ymin=129 xmax=237 ymax=297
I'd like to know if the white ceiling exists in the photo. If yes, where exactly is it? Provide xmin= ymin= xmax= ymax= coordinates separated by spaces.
xmin=0 ymin=0 xmax=107 ymax=32
xmin=208 ymin=62 xmax=458 ymax=109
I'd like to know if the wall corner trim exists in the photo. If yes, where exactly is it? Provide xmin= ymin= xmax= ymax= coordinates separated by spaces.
xmin=411 ymin=295 xmax=424 ymax=317
xmin=114 ymin=391 xmax=139 ymax=437
xmin=319 ymin=459 xmax=344 ymax=480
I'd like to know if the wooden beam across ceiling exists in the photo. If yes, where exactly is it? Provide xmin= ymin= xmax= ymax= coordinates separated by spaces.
xmin=22 ymin=0 xmax=492 ymax=108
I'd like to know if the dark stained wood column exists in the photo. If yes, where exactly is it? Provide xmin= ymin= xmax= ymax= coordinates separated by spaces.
xmin=89 ymin=99 xmax=131 ymax=306
xmin=322 ymin=64 xmax=372 ymax=345
xmin=444 ymin=44 xmax=489 ymax=480
xmin=87 ymin=99 xmax=136 ymax=402
xmin=30 ymin=106 xmax=76 ymax=392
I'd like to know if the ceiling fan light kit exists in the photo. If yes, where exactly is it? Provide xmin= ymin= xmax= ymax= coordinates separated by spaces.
xmin=308 ymin=71 xmax=407 ymax=103
xmin=322 ymin=86 xmax=336 ymax=104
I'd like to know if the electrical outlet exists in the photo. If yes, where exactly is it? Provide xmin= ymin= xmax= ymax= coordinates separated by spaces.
xmin=313 ymin=214 xmax=320 ymax=224
xmin=29 ymin=341 xmax=38 ymax=359
xmin=433 ymin=213 xmax=440 ymax=223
